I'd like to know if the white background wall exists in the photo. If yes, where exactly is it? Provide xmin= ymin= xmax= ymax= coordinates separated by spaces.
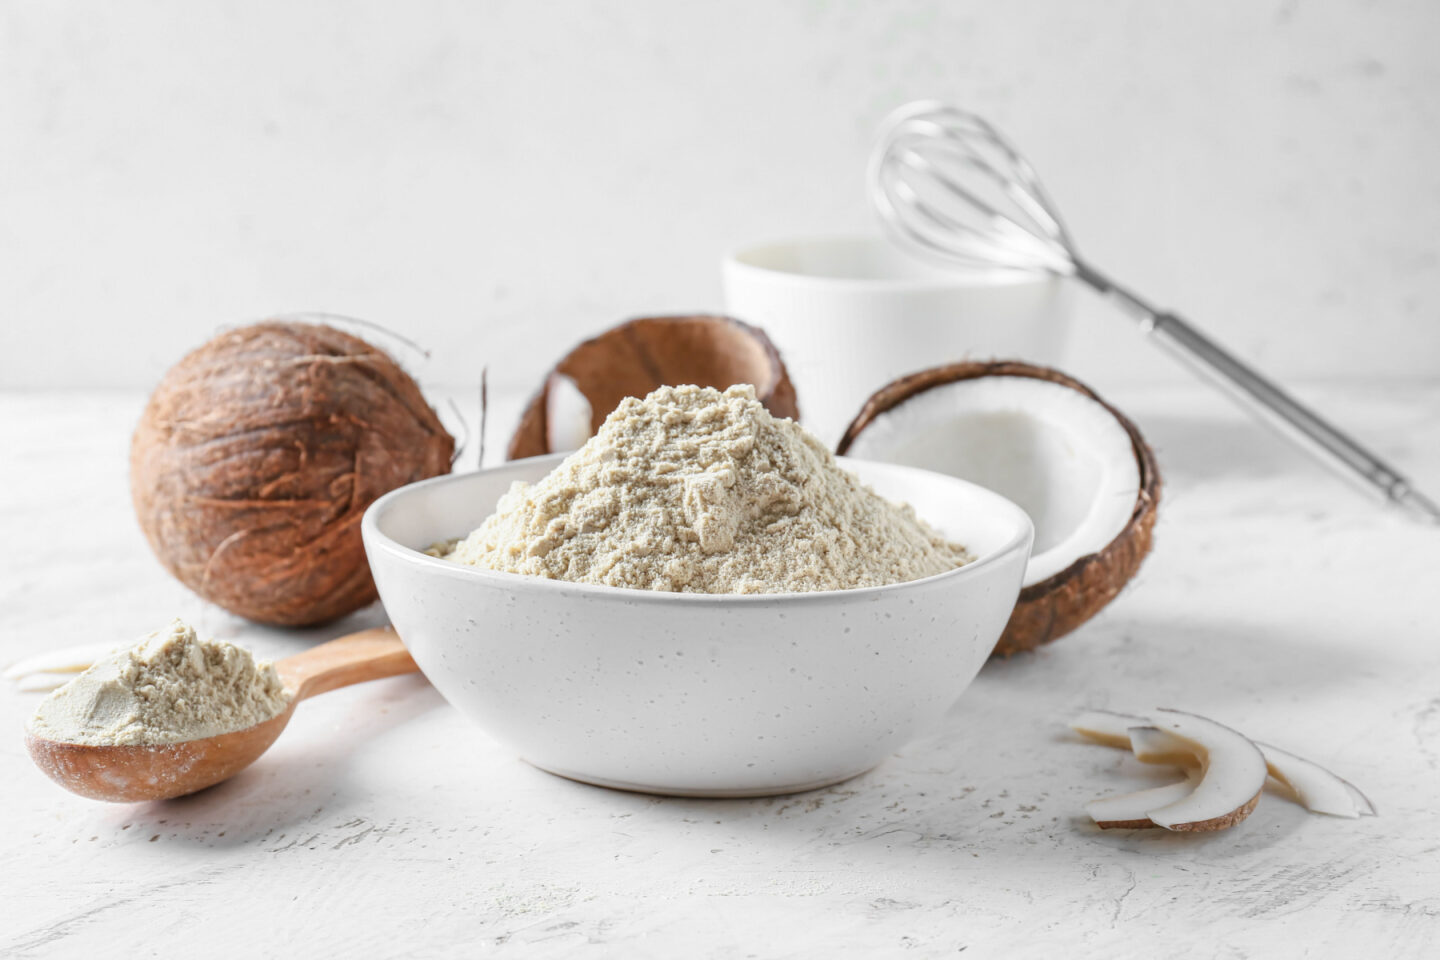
xmin=2 ymin=0 xmax=1437 ymax=396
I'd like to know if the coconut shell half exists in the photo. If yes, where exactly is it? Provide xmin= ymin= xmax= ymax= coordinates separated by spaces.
xmin=838 ymin=360 xmax=1160 ymax=657
xmin=507 ymin=315 xmax=799 ymax=460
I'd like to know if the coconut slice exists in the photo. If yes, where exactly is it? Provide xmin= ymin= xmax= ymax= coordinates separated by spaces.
xmin=1072 ymin=712 xmax=1201 ymax=830
xmin=1087 ymin=768 xmax=1202 ymax=830
xmin=1074 ymin=708 xmax=1376 ymax=818
xmin=1070 ymin=708 xmax=1151 ymax=749
xmin=838 ymin=361 xmax=1159 ymax=656
xmin=15 ymin=672 xmax=85 ymax=693
xmin=1254 ymin=741 xmax=1377 ymax=818
xmin=508 ymin=315 xmax=799 ymax=459
xmin=1128 ymin=725 xmax=1198 ymax=769
xmin=1137 ymin=710 xmax=1267 ymax=831
xmin=1070 ymin=709 xmax=1265 ymax=830
xmin=4 ymin=641 xmax=127 ymax=682
xmin=7 ymin=641 xmax=133 ymax=693
xmin=1340 ymin=779 xmax=1379 ymax=817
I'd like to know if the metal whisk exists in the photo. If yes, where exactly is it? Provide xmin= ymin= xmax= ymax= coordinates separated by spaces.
xmin=868 ymin=100 xmax=1440 ymax=523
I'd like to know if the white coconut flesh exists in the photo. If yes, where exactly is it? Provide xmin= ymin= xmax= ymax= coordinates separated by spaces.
xmin=1128 ymin=725 xmax=1199 ymax=769
xmin=1086 ymin=769 xmax=1201 ymax=827
xmin=545 ymin=373 xmax=595 ymax=454
xmin=1254 ymin=741 xmax=1377 ymax=818
xmin=843 ymin=377 xmax=1140 ymax=586
xmin=1130 ymin=711 xmax=1267 ymax=829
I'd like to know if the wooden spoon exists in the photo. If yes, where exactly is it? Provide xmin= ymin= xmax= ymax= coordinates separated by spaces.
xmin=24 ymin=627 xmax=418 ymax=803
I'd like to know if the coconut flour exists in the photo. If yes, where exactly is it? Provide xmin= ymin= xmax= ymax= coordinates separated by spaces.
xmin=439 ymin=384 xmax=970 ymax=593
xmin=28 ymin=620 xmax=289 ymax=746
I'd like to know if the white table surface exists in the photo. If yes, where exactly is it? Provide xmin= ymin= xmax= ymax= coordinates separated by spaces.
xmin=2 ymin=381 xmax=1438 ymax=959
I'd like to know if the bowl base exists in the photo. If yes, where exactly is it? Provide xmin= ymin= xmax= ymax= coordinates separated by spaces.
xmin=524 ymin=760 xmax=879 ymax=799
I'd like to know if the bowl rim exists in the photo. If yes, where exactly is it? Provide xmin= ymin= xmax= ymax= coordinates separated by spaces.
xmin=722 ymin=235 xmax=1047 ymax=293
xmin=362 ymin=454 xmax=1034 ymax=607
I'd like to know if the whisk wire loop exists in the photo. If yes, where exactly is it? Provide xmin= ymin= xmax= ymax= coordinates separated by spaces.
xmin=871 ymin=104 xmax=1077 ymax=273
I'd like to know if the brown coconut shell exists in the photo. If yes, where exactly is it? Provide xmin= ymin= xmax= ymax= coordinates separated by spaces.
xmin=507 ymin=315 xmax=799 ymax=460
xmin=1162 ymin=789 xmax=1263 ymax=833
xmin=837 ymin=360 xmax=1160 ymax=658
xmin=131 ymin=321 xmax=455 ymax=626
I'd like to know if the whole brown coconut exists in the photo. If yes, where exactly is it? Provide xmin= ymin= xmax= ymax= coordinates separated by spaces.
xmin=131 ymin=321 xmax=455 ymax=626
xmin=508 ymin=315 xmax=799 ymax=459
xmin=838 ymin=360 xmax=1160 ymax=658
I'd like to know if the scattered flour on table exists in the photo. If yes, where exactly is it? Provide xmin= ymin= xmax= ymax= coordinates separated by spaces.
xmin=438 ymin=384 xmax=971 ymax=593
xmin=28 ymin=620 xmax=289 ymax=745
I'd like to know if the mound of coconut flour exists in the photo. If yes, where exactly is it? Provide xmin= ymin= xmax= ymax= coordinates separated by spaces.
xmin=28 ymin=620 xmax=289 ymax=746
xmin=439 ymin=384 xmax=970 ymax=593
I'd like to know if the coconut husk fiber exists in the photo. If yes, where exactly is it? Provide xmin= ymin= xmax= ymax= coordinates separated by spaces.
xmin=130 ymin=321 xmax=455 ymax=626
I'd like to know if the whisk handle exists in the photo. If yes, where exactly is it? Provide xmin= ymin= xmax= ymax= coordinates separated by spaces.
xmin=1145 ymin=311 xmax=1428 ymax=510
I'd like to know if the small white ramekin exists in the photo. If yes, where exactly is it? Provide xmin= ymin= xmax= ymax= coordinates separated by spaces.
xmin=723 ymin=236 xmax=1073 ymax=445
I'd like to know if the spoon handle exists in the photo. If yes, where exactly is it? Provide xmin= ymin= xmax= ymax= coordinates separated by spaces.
xmin=276 ymin=627 xmax=419 ymax=701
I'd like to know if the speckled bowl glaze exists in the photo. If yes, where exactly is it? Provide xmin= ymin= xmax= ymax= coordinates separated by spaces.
xmin=362 ymin=454 xmax=1033 ymax=797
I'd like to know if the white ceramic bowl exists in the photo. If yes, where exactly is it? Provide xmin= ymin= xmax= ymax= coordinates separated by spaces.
xmin=723 ymin=236 xmax=1074 ymax=446
xmin=362 ymin=454 xmax=1033 ymax=797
